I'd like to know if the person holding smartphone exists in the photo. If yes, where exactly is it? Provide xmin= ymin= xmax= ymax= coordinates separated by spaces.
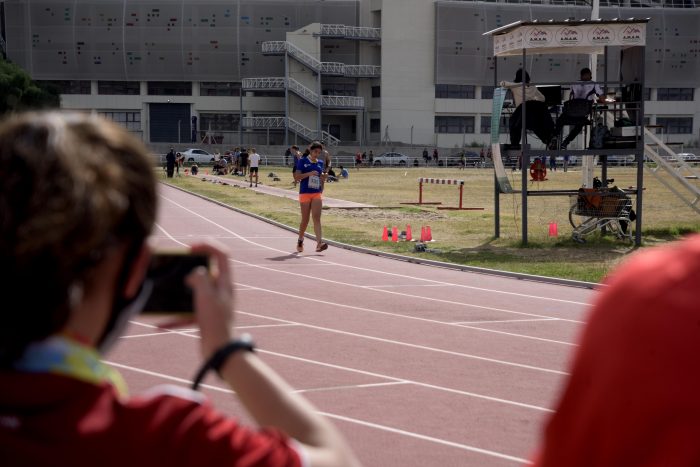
xmin=0 ymin=112 xmax=358 ymax=467
xmin=294 ymin=141 xmax=328 ymax=253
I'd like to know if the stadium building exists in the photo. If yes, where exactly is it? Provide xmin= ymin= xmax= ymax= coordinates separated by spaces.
xmin=2 ymin=0 xmax=699 ymax=151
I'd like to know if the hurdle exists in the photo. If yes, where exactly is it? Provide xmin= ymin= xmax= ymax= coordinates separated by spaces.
xmin=401 ymin=178 xmax=484 ymax=210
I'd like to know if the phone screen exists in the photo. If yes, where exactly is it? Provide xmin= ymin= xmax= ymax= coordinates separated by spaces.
xmin=142 ymin=252 xmax=209 ymax=315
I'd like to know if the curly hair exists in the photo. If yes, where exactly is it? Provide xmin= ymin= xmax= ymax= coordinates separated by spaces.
xmin=0 ymin=112 xmax=157 ymax=365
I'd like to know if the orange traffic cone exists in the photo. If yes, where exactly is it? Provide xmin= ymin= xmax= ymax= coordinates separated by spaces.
xmin=420 ymin=226 xmax=426 ymax=242
xmin=382 ymin=226 xmax=389 ymax=241
xmin=548 ymin=222 xmax=558 ymax=237
xmin=425 ymin=226 xmax=433 ymax=242
xmin=391 ymin=226 xmax=398 ymax=242
xmin=406 ymin=225 xmax=413 ymax=241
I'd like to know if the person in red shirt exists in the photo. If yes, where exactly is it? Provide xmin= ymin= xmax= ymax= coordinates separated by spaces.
xmin=0 ymin=112 xmax=359 ymax=467
xmin=533 ymin=234 xmax=700 ymax=466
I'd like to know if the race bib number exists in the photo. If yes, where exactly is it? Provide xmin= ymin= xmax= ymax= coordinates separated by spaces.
xmin=308 ymin=175 xmax=321 ymax=190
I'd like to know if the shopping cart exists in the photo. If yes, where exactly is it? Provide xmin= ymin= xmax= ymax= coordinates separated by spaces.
xmin=569 ymin=179 xmax=634 ymax=243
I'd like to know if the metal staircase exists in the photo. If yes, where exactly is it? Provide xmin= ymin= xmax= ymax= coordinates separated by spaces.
xmin=241 ymin=116 xmax=340 ymax=146
xmin=600 ymin=112 xmax=700 ymax=214
xmin=643 ymin=129 xmax=700 ymax=214
xmin=242 ymin=77 xmax=364 ymax=109
xmin=262 ymin=41 xmax=380 ymax=78
xmin=250 ymin=25 xmax=379 ymax=146
xmin=599 ymin=110 xmax=700 ymax=214
xmin=318 ymin=24 xmax=381 ymax=41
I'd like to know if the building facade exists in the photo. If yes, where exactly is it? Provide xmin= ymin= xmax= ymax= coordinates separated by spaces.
xmin=2 ymin=0 xmax=699 ymax=149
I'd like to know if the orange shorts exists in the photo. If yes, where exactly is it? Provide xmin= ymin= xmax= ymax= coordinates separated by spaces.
xmin=299 ymin=192 xmax=322 ymax=203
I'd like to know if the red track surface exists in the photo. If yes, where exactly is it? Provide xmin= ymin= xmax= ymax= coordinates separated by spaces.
xmin=107 ymin=184 xmax=596 ymax=466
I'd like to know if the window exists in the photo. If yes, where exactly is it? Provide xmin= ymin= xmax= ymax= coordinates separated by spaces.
xmin=370 ymin=118 xmax=380 ymax=133
xmin=322 ymin=83 xmax=356 ymax=96
xmin=38 ymin=80 xmax=91 ymax=95
xmin=98 ymin=111 xmax=141 ymax=131
xmin=98 ymin=81 xmax=140 ymax=95
xmin=435 ymin=116 xmax=475 ymax=134
xmin=435 ymin=84 xmax=475 ymax=99
xmin=644 ymin=87 xmax=652 ymax=101
xmin=199 ymin=113 xmax=239 ymax=132
xmin=147 ymin=81 xmax=192 ymax=96
xmin=656 ymin=117 xmax=693 ymax=134
xmin=252 ymin=90 xmax=284 ymax=97
xmin=481 ymin=86 xmax=495 ymax=100
xmin=657 ymin=88 xmax=694 ymax=101
xmin=371 ymin=86 xmax=380 ymax=98
xmin=200 ymin=82 xmax=240 ymax=97
xmin=480 ymin=116 xmax=509 ymax=134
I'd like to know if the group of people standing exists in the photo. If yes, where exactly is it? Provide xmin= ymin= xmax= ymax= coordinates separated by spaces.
xmin=219 ymin=147 xmax=261 ymax=186
xmin=164 ymin=147 xmax=185 ymax=178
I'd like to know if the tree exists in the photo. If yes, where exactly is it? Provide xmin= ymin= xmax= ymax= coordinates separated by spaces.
xmin=0 ymin=58 xmax=60 ymax=114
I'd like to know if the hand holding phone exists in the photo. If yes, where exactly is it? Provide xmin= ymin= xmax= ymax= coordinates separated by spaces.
xmin=142 ymin=251 xmax=210 ymax=315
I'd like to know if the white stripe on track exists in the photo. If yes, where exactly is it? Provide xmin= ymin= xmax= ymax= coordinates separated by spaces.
xmin=232 ymin=310 xmax=568 ymax=375
xmin=318 ymin=412 xmax=531 ymax=465
xmin=105 ymin=360 xmax=529 ymax=465
xmin=117 ymin=321 xmax=555 ymax=412
xmin=154 ymin=223 xmax=578 ymax=347
xmin=154 ymin=221 xmax=585 ymax=326
xmin=158 ymin=192 xmax=592 ymax=306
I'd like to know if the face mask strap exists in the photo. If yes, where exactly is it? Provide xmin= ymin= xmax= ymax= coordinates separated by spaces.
xmin=97 ymin=241 xmax=151 ymax=353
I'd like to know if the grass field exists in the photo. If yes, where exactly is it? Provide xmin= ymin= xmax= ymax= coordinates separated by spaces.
xmin=161 ymin=164 xmax=700 ymax=283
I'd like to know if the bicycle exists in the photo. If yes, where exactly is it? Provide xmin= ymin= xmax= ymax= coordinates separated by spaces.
xmin=569 ymin=177 xmax=636 ymax=243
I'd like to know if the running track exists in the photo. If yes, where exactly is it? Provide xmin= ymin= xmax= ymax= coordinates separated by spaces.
xmin=107 ymin=183 xmax=596 ymax=466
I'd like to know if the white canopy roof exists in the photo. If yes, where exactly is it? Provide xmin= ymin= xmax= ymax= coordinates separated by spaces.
xmin=483 ymin=19 xmax=649 ymax=57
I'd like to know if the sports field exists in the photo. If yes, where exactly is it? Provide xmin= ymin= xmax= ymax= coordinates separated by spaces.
xmin=110 ymin=183 xmax=595 ymax=466
xmin=162 ymin=165 xmax=700 ymax=282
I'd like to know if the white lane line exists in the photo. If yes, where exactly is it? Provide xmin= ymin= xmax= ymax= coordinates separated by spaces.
xmin=236 ymin=283 xmax=577 ymax=347
xmin=128 ymin=319 xmax=554 ymax=413
xmin=238 ymin=323 xmax=301 ymax=330
xmin=257 ymin=348 xmax=553 ymax=413
xmin=121 ymin=330 xmax=197 ymax=339
xmin=105 ymin=360 xmax=528 ymax=465
xmin=158 ymin=193 xmax=591 ymax=306
xmin=318 ymin=412 xmax=531 ymax=465
xmin=295 ymin=381 xmax=410 ymax=394
xmin=362 ymin=284 xmax=451 ymax=288
xmin=233 ymin=311 xmax=567 ymax=375
xmin=105 ymin=360 xmax=226 ymax=393
xmin=154 ymin=217 xmax=585 ymax=325
xmin=154 ymin=223 xmax=578 ymax=345
xmin=452 ymin=318 xmax=561 ymax=325
xmin=227 ymin=261 xmax=585 ymax=324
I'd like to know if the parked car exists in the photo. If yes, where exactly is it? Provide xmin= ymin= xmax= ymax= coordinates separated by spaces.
xmin=677 ymin=152 xmax=699 ymax=163
xmin=181 ymin=148 xmax=216 ymax=163
xmin=373 ymin=152 xmax=408 ymax=166
xmin=605 ymin=154 xmax=635 ymax=166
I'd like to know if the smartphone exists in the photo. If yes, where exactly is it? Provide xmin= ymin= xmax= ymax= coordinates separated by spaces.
xmin=141 ymin=251 xmax=209 ymax=315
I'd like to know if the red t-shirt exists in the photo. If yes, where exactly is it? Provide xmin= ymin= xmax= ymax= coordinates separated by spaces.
xmin=533 ymin=234 xmax=700 ymax=466
xmin=0 ymin=372 xmax=305 ymax=467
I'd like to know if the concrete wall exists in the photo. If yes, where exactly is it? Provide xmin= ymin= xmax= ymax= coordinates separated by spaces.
xmin=380 ymin=0 xmax=436 ymax=147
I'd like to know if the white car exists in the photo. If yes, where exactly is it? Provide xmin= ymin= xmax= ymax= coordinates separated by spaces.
xmin=180 ymin=148 xmax=216 ymax=163
xmin=677 ymin=153 xmax=699 ymax=163
xmin=373 ymin=152 xmax=408 ymax=166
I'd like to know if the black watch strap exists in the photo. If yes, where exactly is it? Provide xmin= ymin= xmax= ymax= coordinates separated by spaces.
xmin=191 ymin=334 xmax=255 ymax=391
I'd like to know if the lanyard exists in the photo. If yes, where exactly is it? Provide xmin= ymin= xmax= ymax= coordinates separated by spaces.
xmin=13 ymin=335 xmax=128 ymax=397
